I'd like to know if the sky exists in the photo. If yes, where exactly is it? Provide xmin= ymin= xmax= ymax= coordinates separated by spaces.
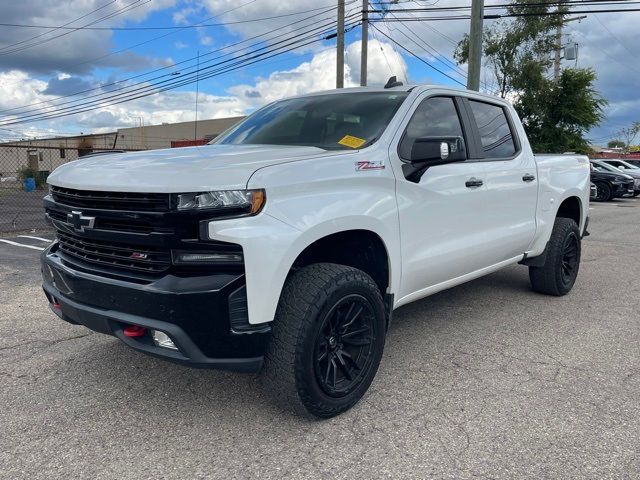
xmin=0 ymin=0 xmax=637 ymax=146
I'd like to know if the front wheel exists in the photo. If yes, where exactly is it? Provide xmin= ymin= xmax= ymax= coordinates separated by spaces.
xmin=263 ymin=263 xmax=386 ymax=418
xmin=529 ymin=217 xmax=581 ymax=296
xmin=594 ymin=182 xmax=612 ymax=202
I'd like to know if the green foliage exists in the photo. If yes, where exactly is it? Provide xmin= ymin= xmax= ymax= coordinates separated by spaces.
xmin=455 ymin=1 xmax=606 ymax=153
xmin=517 ymin=69 xmax=606 ymax=153
xmin=18 ymin=166 xmax=45 ymax=188
xmin=607 ymin=140 xmax=625 ymax=148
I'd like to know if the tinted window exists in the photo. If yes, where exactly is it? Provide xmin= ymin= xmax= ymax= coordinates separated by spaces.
xmin=399 ymin=97 xmax=463 ymax=159
xmin=215 ymin=92 xmax=408 ymax=150
xmin=469 ymin=100 xmax=517 ymax=158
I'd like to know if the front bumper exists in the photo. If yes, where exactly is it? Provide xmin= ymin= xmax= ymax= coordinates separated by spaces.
xmin=41 ymin=244 xmax=270 ymax=372
xmin=612 ymin=181 xmax=635 ymax=197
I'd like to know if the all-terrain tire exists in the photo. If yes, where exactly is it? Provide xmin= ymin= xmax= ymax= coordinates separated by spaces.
xmin=529 ymin=217 xmax=581 ymax=296
xmin=263 ymin=263 xmax=386 ymax=418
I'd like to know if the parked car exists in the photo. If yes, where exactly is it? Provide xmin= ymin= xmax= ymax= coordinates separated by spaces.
xmin=590 ymin=161 xmax=635 ymax=201
xmin=599 ymin=158 xmax=640 ymax=172
xmin=590 ymin=182 xmax=597 ymax=200
xmin=623 ymin=159 xmax=640 ymax=168
xmin=591 ymin=160 xmax=640 ymax=197
xmin=41 ymin=83 xmax=590 ymax=417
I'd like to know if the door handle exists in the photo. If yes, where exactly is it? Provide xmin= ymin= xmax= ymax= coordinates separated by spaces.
xmin=522 ymin=174 xmax=536 ymax=182
xmin=465 ymin=178 xmax=483 ymax=188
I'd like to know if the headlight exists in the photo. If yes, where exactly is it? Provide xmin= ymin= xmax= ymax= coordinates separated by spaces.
xmin=175 ymin=189 xmax=265 ymax=216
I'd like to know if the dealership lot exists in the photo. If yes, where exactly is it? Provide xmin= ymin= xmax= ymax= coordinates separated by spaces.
xmin=1 ymin=200 xmax=638 ymax=479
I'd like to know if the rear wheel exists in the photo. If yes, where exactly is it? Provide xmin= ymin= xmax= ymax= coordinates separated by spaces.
xmin=529 ymin=217 xmax=581 ymax=296
xmin=263 ymin=263 xmax=386 ymax=418
xmin=594 ymin=182 xmax=611 ymax=202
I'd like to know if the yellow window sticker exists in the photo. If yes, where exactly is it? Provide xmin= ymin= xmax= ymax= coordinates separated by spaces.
xmin=338 ymin=135 xmax=367 ymax=149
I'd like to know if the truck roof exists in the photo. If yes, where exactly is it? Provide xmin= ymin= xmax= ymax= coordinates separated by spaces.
xmin=288 ymin=85 xmax=513 ymax=107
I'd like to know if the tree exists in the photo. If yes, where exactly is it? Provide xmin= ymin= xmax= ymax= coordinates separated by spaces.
xmin=454 ymin=1 xmax=606 ymax=153
xmin=607 ymin=140 xmax=625 ymax=149
xmin=617 ymin=122 xmax=640 ymax=152
xmin=518 ymin=68 xmax=605 ymax=153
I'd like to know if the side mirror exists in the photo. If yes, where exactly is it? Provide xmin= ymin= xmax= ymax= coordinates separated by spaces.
xmin=618 ymin=166 xmax=626 ymax=170
xmin=409 ymin=136 xmax=467 ymax=164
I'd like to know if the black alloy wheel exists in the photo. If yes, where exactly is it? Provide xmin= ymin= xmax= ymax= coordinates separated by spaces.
xmin=313 ymin=294 xmax=377 ymax=397
xmin=560 ymin=231 xmax=579 ymax=288
xmin=594 ymin=182 xmax=611 ymax=202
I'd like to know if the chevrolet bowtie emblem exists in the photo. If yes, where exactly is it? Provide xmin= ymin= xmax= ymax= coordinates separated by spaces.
xmin=67 ymin=211 xmax=95 ymax=232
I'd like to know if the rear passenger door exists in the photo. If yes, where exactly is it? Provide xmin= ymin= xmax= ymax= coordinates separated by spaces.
xmin=464 ymin=99 xmax=537 ymax=263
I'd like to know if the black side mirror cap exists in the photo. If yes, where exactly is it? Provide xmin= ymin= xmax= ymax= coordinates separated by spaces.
xmin=409 ymin=136 xmax=467 ymax=164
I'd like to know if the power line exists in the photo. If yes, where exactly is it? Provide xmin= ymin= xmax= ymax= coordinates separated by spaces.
xmin=370 ymin=24 xmax=466 ymax=86
xmin=0 ymin=0 xmax=153 ymax=57
xmin=0 ymin=16 xmax=362 ymax=126
xmin=0 ymin=3 xmax=350 ymax=116
xmin=0 ymin=0 xmax=119 ymax=52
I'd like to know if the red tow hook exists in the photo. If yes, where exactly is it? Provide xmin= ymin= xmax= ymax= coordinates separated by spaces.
xmin=123 ymin=325 xmax=147 ymax=338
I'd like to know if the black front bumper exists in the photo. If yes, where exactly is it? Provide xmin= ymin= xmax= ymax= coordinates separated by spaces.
xmin=612 ymin=181 xmax=635 ymax=197
xmin=41 ymin=244 xmax=270 ymax=372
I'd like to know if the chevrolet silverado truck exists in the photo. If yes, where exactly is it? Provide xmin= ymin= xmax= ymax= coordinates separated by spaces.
xmin=41 ymin=83 xmax=590 ymax=418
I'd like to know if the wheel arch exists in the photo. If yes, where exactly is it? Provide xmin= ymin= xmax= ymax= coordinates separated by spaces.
xmin=291 ymin=229 xmax=392 ymax=296
xmin=555 ymin=195 xmax=582 ymax=226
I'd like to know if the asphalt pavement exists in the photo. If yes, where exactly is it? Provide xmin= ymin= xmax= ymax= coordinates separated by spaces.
xmin=1 ymin=199 xmax=638 ymax=479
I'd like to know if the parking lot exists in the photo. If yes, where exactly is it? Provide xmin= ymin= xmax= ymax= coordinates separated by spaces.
xmin=1 ymin=199 xmax=638 ymax=479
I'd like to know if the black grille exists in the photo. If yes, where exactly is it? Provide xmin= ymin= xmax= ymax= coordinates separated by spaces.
xmin=57 ymin=232 xmax=171 ymax=273
xmin=51 ymin=186 xmax=170 ymax=212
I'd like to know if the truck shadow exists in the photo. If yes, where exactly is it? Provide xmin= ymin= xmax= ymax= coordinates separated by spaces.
xmin=72 ymin=265 xmax=535 ymax=421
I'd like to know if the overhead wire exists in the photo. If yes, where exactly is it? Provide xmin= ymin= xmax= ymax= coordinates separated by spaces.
xmin=0 ymin=15 xmax=362 ymax=126
xmin=0 ymin=2 xmax=355 ymax=116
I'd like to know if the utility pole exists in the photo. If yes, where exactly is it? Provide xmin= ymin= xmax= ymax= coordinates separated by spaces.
xmin=360 ymin=0 xmax=368 ymax=86
xmin=336 ymin=0 xmax=345 ymax=88
xmin=467 ymin=0 xmax=484 ymax=91
xmin=553 ymin=19 xmax=563 ymax=80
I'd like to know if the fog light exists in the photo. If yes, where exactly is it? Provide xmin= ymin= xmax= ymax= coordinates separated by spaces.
xmin=172 ymin=251 xmax=243 ymax=264
xmin=151 ymin=330 xmax=178 ymax=350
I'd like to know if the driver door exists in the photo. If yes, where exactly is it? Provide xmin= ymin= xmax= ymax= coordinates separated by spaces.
xmin=390 ymin=95 xmax=490 ymax=303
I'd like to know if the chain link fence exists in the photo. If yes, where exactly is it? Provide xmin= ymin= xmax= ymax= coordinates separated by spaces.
xmin=0 ymin=145 xmax=137 ymax=234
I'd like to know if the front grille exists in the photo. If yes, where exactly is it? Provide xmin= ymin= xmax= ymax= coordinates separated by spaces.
xmin=57 ymin=231 xmax=171 ymax=274
xmin=51 ymin=186 xmax=170 ymax=212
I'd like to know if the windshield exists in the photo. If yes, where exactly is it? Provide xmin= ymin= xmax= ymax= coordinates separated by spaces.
xmin=592 ymin=162 xmax=621 ymax=173
xmin=610 ymin=160 xmax=639 ymax=169
xmin=213 ymin=92 xmax=409 ymax=150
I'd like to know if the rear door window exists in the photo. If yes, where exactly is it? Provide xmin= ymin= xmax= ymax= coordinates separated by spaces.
xmin=468 ymin=100 xmax=517 ymax=158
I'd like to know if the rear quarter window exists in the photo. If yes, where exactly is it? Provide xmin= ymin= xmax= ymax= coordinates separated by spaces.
xmin=468 ymin=100 xmax=517 ymax=158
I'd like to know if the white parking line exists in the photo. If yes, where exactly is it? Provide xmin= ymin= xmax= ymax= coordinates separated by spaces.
xmin=17 ymin=235 xmax=52 ymax=243
xmin=0 ymin=239 xmax=45 ymax=251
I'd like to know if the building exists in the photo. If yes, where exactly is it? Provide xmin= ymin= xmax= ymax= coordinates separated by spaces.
xmin=0 ymin=116 xmax=244 ymax=177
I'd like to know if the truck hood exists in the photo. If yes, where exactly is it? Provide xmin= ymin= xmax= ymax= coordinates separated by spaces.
xmin=47 ymin=144 xmax=337 ymax=192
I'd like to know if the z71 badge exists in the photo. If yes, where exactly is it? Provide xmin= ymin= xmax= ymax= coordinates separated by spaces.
xmin=355 ymin=160 xmax=385 ymax=171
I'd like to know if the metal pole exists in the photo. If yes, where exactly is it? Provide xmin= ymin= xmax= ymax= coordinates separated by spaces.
xmin=467 ymin=0 xmax=484 ymax=91
xmin=360 ymin=0 xmax=368 ymax=86
xmin=337 ymin=0 xmax=345 ymax=88
xmin=553 ymin=23 xmax=562 ymax=80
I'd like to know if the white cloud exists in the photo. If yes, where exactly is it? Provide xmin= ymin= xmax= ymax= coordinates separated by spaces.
xmin=228 ymin=39 xmax=408 ymax=109
xmin=0 ymin=39 xmax=407 ymax=139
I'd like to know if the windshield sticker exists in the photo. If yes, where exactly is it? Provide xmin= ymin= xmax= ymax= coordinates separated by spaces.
xmin=338 ymin=135 xmax=367 ymax=149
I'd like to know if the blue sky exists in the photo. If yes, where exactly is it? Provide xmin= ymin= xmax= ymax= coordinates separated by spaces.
xmin=0 ymin=0 xmax=638 ymax=146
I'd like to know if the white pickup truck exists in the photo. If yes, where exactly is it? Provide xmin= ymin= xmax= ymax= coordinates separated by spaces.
xmin=42 ymin=82 xmax=590 ymax=417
